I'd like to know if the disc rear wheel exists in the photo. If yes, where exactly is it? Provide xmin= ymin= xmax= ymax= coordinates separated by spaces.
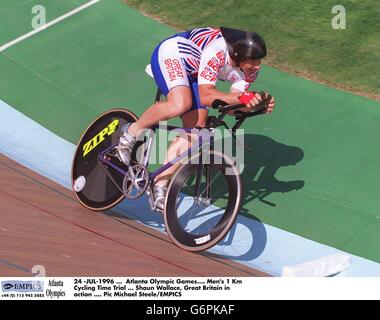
xmin=71 ymin=108 xmax=138 ymax=211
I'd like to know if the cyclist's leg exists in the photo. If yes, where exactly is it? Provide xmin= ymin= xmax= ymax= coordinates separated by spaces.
xmin=129 ymin=86 xmax=192 ymax=137
xmin=154 ymin=108 xmax=209 ymax=187
xmin=128 ymin=37 xmax=192 ymax=137
xmin=154 ymin=80 xmax=208 ymax=187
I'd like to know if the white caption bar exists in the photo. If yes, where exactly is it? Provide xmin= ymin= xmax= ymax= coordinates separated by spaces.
xmin=1 ymin=277 xmax=380 ymax=300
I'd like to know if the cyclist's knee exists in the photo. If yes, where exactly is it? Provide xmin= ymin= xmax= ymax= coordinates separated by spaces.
xmin=168 ymin=100 xmax=192 ymax=117
xmin=167 ymin=88 xmax=192 ymax=117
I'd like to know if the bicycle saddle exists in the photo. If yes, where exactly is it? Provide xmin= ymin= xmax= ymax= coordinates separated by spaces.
xmin=145 ymin=64 xmax=154 ymax=78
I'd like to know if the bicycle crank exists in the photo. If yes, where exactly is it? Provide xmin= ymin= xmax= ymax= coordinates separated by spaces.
xmin=122 ymin=164 xmax=150 ymax=199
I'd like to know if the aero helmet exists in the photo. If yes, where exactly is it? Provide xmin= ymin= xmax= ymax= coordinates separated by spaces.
xmin=220 ymin=26 xmax=267 ymax=64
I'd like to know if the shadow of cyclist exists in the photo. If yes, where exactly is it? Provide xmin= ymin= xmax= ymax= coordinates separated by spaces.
xmin=201 ymin=134 xmax=305 ymax=262
xmin=105 ymin=134 xmax=304 ymax=263
xmin=224 ymin=134 xmax=305 ymax=210
xmin=195 ymin=214 xmax=268 ymax=262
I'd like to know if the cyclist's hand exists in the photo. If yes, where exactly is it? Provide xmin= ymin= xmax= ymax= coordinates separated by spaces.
xmin=239 ymin=91 xmax=263 ymax=110
xmin=264 ymin=93 xmax=275 ymax=114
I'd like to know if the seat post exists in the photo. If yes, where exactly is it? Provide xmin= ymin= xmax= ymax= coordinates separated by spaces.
xmin=154 ymin=88 xmax=162 ymax=103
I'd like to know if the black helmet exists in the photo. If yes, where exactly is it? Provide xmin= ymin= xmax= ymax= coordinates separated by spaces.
xmin=220 ymin=26 xmax=267 ymax=64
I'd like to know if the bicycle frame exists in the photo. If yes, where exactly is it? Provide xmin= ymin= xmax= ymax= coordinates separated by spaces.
xmin=98 ymin=124 xmax=214 ymax=182
xmin=96 ymin=122 xmax=214 ymax=213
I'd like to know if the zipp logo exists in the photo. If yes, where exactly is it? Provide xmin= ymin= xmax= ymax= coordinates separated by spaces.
xmin=82 ymin=119 xmax=119 ymax=157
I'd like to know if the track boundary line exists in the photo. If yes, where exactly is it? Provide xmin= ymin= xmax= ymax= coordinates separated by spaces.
xmin=0 ymin=0 xmax=101 ymax=53
xmin=0 ymin=258 xmax=33 ymax=275
xmin=108 ymin=214 xmax=264 ymax=276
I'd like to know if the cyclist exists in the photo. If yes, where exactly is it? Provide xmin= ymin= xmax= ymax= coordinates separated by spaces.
xmin=117 ymin=26 xmax=276 ymax=210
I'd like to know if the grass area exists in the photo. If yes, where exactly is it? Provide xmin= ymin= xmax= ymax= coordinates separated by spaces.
xmin=124 ymin=0 xmax=380 ymax=100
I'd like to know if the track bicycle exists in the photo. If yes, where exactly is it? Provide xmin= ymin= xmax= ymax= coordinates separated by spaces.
xmin=72 ymin=89 xmax=270 ymax=251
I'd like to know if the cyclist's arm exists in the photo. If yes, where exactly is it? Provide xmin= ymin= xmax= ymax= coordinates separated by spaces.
xmin=197 ymin=43 xmax=241 ymax=106
xmin=200 ymin=84 xmax=258 ymax=115
xmin=199 ymin=84 xmax=240 ymax=106
xmin=230 ymin=80 xmax=250 ymax=93
xmin=197 ymin=41 xmax=260 ymax=108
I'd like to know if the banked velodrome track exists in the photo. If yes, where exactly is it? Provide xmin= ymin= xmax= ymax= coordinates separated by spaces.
xmin=0 ymin=153 xmax=267 ymax=276
xmin=0 ymin=0 xmax=379 ymax=277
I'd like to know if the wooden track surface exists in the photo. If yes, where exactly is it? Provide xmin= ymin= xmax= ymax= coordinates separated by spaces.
xmin=0 ymin=154 xmax=268 ymax=277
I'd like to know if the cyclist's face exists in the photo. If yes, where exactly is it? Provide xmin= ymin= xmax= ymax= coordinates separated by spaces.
xmin=239 ymin=59 xmax=261 ymax=75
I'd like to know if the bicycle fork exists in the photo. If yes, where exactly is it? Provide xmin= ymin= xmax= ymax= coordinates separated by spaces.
xmin=193 ymin=135 xmax=213 ymax=207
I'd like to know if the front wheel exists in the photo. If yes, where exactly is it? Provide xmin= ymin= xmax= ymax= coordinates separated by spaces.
xmin=164 ymin=150 xmax=243 ymax=252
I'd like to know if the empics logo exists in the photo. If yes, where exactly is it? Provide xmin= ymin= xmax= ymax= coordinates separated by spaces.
xmin=3 ymin=283 xmax=14 ymax=290
xmin=1 ymin=281 xmax=44 ymax=292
